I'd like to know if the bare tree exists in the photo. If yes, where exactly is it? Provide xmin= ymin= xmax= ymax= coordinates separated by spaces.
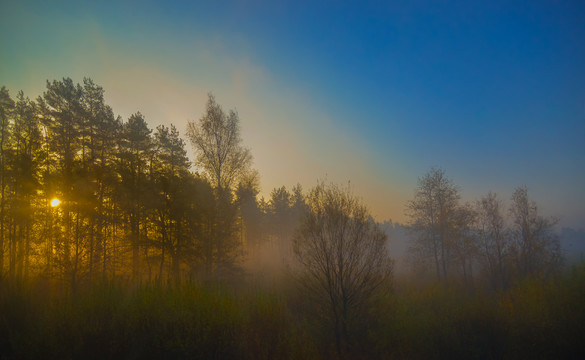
xmin=451 ymin=202 xmax=478 ymax=288
xmin=509 ymin=186 xmax=560 ymax=279
xmin=406 ymin=168 xmax=459 ymax=282
xmin=476 ymin=192 xmax=510 ymax=289
xmin=294 ymin=182 xmax=392 ymax=359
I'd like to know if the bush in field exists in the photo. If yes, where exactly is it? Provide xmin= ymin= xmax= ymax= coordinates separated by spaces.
xmin=293 ymin=182 xmax=393 ymax=359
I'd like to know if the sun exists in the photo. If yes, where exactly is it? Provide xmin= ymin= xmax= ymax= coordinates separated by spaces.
xmin=50 ymin=198 xmax=61 ymax=207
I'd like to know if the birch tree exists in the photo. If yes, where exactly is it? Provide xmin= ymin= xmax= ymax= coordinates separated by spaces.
xmin=186 ymin=93 xmax=253 ymax=282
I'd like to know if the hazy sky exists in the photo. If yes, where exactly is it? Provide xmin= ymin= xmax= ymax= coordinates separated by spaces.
xmin=1 ymin=0 xmax=584 ymax=228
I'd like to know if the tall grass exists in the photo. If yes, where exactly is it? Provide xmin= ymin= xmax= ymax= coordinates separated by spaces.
xmin=0 ymin=279 xmax=313 ymax=359
xmin=1 ymin=264 xmax=583 ymax=359
xmin=369 ymin=265 xmax=585 ymax=359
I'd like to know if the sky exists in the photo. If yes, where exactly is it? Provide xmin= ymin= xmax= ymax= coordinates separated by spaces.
xmin=1 ymin=0 xmax=584 ymax=228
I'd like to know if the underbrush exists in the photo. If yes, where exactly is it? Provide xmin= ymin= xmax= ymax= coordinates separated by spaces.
xmin=0 ymin=279 xmax=315 ymax=359
xmin=370 ymin=264 xmax=585 ymax=359
xmin=1 ymin=264 xmax=583 ymax=359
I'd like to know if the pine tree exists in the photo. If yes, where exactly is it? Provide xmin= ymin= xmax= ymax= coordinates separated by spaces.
xmin=0 ymin=87 xmax=15 ymax=277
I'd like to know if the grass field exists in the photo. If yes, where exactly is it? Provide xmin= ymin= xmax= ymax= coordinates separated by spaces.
xmin=1 ymin=264 xmax=584 ymax=359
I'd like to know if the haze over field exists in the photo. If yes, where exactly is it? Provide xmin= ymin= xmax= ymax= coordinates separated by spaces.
xmin=2 ymin=0 xmax=584 ymax=229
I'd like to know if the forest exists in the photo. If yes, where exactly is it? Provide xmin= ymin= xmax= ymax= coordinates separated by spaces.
xmin=0 ymin=78 xmax=583 ymax=359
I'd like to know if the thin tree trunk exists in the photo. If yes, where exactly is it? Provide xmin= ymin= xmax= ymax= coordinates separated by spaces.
xmin=16 ymin=223 xmax=24 ymax=280
xmin=10 ymin=220 xmax=16 ymax=280
xmin=159 ymin=214 xmax=167 ymax=283
xmin=440 ymin=230 xmax=447 ymax=282
xmin=0 ymin=186 xmax=4 ymax=278
xmin=72 ymin=208 xmax=80 ymax=292
xmin=102 ymin=215 xmax=107 ymax=280
xmin=24 ymin=221 xmax=31 ymax=280
xmin=89 ymin=218 xmax=94 ymax=283
xmin=433 ymin=238 xmax=441 ymax=282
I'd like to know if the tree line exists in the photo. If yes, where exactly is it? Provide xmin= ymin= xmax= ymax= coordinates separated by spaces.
xmin=0 ymin=78 xmax=562 ymax=295
xmin=0 ymin=78 xmax=307 ymax=289
xmin=0 ymin=77 xmax=574 ymax=360
xmin=406 ymin=168 xmax=561 ymax=290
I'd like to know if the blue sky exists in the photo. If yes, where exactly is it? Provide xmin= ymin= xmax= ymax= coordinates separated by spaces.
xmin=1 ymin=0 xmax=584 ymax=227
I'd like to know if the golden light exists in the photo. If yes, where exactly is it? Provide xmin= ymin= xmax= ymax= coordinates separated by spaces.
xmin=50 ymin=198 xmax=61 ymax=207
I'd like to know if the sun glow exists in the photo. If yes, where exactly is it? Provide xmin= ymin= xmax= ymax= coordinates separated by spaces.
xmin=50 ymin=198 xmax=60 ymax=207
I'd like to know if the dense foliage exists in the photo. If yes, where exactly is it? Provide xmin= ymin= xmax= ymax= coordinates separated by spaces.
xmin=0 ymin=79 xmax=305 ymax=288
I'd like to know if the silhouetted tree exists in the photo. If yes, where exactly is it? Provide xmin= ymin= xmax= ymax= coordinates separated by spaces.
xmin=7 ymin=92 xmax=42 ymax=280
xmin=39 ymin=78 xmax=87 ymax=287
xmin=186 ymin=94 xmax=252 ymax=193
xmin=476 ymin=192 xmax=510 ymax=290
xmin=235 ymin=171 xmax=264 ymax=251
xmin=186 ymin=93 xmax=253 ymax=282
xmin=269 ymin=186 xmax=292 ymax=259
xmin=81 ymin=78 xmax=122 ymax=280
xmin=451 ymin=202 xmax=477 ymax=288
xmin=0 ymin=87 xmax=15 ymax=277
xmin=509 ymin=186 xmax=560 ymax=279
xmin=294 ymin=182 xmax=392 ymax=359
xmin=406 ymin=168 xmax=460 ymax=282
xmin=80 ymin=78 xmax=117 ymax=281
xmin=118 ymin=112 xmax=153 ymax=280
xmin=151 ymin=124 xmax=193 ymax=281
xmin=290 ymin=183 xmax=308 ymax=219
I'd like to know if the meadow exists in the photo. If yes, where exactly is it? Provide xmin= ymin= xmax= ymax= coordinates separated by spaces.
xmin=1 ymin=263 xmax=583 ymax=359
